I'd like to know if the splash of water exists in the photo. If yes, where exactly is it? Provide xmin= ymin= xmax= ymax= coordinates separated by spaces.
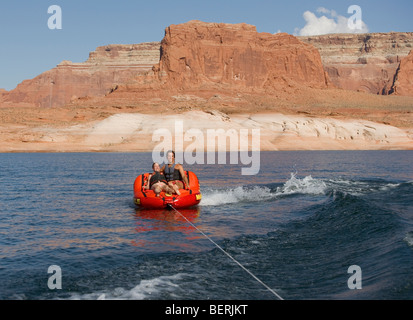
xmin=201 ymin=173 xmax=327 ymax=206
xmin=276 ymin=173 xmax=327 ymax=196
xmin=68 ymin=273 xmax=188 ymax=300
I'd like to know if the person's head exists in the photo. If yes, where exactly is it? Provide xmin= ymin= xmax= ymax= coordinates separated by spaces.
xmin=166 ymin=150 xmax=175 ymax=164
xmin=152 ymin=162 xmax=161 ymax=172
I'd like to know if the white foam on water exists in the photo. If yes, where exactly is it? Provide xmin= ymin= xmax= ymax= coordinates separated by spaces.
xmin=275 ymin=173 xmax=327 ymax=196
xmin=200 ymin=173 xmax=404 ymax=206
xmin=68 ymin=273 xmax=187 ymax=300
xmin=201 ymin=185 xmax=274 ymax=206
xmin=326 ymin=178 xmax=367 ymax=196
xmin=201 ymin=173 xmax=328 ymax=206
xmin=326 ymin=177 xmax=402 ymax=196
xmin=404 ymin=232 xmax=413 ymax=247
xmin=379 ymin=183 xmax=400 ymax=191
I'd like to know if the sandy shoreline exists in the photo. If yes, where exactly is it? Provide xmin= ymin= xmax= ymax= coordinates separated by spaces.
xmin=1 ymin=110 xmax=412 ymax=152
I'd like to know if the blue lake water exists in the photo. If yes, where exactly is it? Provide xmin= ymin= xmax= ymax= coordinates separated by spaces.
xmin=0 ymin=151 xmax=412 ymax=300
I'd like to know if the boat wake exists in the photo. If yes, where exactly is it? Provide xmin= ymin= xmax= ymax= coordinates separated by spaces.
xmin=200 ymin=172 xmax=405 ymax=206
xmin=200 ymin=173 xmax=327 ymax=206
xmin=67 ymin=273 xmax=189 ymax=300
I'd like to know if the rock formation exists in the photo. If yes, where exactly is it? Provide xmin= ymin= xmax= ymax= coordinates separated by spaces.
xmin=1 ymin=21 xmax=413 ymax=153
xmin=391 ymin=50 xmax=413 ymax=96
xmin=2 ymin=21 xmax=413 ymax=111
xmin=300 ymin=32 xmax=413 ymax=95
xmin=1 ymin=21 xmax=330 ymax=108
xmin=0 ymin=89 xmax=7 ymax=102
xmin=154 ymin=20 xmax=329 ymax=90
xmin=1 ymin=42 xmax=160 ymax=108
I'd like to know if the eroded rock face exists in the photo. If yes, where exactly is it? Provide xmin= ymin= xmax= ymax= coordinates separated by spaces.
xmin=392 ymin=50 xmax=413 ymax=96
xmin=154 ymin=20 xmax=329 ymax=90
xmin=300 ymin=32 xmax=413 ymax=95
xmin=0 ymin=89 xmax=7 ymax=103
xmin=2 ymin=22 xmax=413 ymax=110
xmin=2 ymin=42 xmax=161 ymax=107
xmin=3 ymin=21 xmax=330 ymax=108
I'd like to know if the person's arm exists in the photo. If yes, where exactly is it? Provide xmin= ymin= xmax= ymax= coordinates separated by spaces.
xmin=144 ymin=174 xmax=152 ymax=190
xmin=178 ymin=165 xmax=189 ymax=189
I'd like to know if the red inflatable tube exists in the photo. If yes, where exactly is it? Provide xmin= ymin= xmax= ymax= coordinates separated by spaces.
xmin=133 ymin=171 xmax=202 ymax=209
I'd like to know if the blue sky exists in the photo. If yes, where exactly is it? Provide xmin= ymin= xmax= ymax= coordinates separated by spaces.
xmin=1 ymin=0 xmax=412 ymax=91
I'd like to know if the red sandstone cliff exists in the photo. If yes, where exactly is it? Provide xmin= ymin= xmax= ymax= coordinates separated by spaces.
xmin=1 ymin=42 xmax=160 ymax=108
xmin=154 ymin=21 xmax=329 ymax=90
xmin=300 ymin=32 xmax=413 ymax=95
xmin=1 ymin=21 xmax=330 ymax=108
xmin=0 ymin=89 xmax=7 ymax=102
xmin=2 ymin=22 xmax=413 ymax=110
xmin=392 ymin=50 xmax=413 ymax=96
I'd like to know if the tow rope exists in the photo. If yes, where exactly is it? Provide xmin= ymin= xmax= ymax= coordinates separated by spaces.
xmin=167 ymin=204 xmax=284 ymax=300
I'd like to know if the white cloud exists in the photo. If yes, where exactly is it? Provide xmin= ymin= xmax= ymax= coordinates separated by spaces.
xmin=317 ymin=7 xmax=337 ymax=17
xmin=295 ymin=7 xmax=369 ymax=36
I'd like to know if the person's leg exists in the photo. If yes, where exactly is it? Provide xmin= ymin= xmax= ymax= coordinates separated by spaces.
xmin=151 ymin=183 xmax=162 ymax=197
xmin=174 ymin=181 xmax=184 ymax=189
xmin=168 ymin=181 xmax=181 ymax=195
xmin=162 ymin=183 xmax=174 ymax=195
